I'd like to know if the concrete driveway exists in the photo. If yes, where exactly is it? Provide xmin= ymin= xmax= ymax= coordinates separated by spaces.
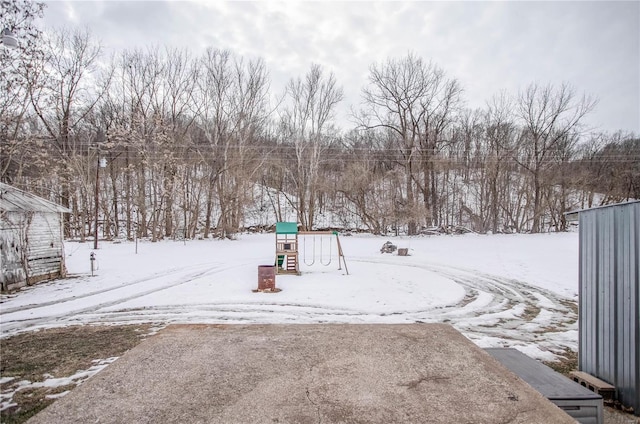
xmin=28 ymin=324 xmax=576 ymax=423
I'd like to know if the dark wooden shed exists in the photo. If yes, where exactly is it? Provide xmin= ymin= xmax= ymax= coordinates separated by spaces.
xmin=0 ymin=183 xmax=71 ymax=291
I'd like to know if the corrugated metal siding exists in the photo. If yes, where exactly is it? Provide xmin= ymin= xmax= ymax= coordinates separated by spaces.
xmin=578 ymin=201 xmax=640 ymax=415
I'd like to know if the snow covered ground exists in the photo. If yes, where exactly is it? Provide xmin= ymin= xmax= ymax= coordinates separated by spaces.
xmin=0 ymin=232 xmax=579 ymax=361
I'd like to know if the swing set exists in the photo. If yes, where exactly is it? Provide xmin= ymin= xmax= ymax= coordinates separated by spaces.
xmin=275 ymin=222 xmax=349 ymax=275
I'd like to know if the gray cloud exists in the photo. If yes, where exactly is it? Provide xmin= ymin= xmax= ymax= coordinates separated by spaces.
xmin=39 ymin=0 xmax=639 ymax=134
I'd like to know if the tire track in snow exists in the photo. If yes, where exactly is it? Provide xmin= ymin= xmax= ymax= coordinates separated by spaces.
xmin=346 ymin=259 xmax=578 ymax=354
xmin=69 ymin=303 xmax=367 ymax=326
xmin=0 ymin=263 xmax=215 ymax=315
xmin=1 ymin=257 xmax=578 ymax=356
xmin=0 ymin=262 xmax=250 ymax=336
xmin=45 ymin=259 xmax=575 ymax=335
xmin=74 ymin=262 xmax=574 ymax=332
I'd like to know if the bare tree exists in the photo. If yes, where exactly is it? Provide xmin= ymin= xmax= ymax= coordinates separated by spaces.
xmin=483 ymin=93 xmax=518 ymax=232
xmin=359 ymin=53 xmax=461 ymax=234
xmin=120 ymin=47 xmax=167 ymax=240
xmin=0 ymin=0 xmax=45 ymax=182
xmin=195 ymin=48 xmax=232 ymax=238
xmin=195 ymin=49 xmax=271 ymax=238
xmin=27 ymin=26 xmax=106 ymax=236
xmin=5 ymin=14 xmax=633 ymax=240
xmin=280 ymin=64 xmax=343 ymax=230
xmin=216 ymin=56 xmax=270 ymax=237
xmin=576 ymin=132 xmax=640 ymax=205
xmin=516 ymin=82 xmax=596 ymax=232
xmin=159 ymin=47 xmax=199 ymax=238
xmin=337 ymin=129 xmax=399 ymax=234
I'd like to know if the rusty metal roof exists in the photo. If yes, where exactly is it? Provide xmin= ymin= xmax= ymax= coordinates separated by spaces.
xmin=0 ymin=182 xmax=71 ymax=213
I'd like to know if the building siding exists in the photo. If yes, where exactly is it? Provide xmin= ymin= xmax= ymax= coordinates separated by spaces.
xmin=0 ymin=212 xmax=25 ymax=287
xmin=1 ymin=210 xmax=66 ymax=291
xmin=578 ymin=201 xmax=640 ymax=415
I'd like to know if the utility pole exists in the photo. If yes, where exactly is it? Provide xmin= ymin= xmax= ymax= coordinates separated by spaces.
xmin=94 ymin=155 xmax=106 ymax=249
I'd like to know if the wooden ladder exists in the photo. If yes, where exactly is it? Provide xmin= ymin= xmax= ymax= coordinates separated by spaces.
xmin=286 ymin=255 xmax=297 ymax=271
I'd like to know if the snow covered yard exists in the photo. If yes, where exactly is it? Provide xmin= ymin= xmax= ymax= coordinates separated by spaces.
xmin=1 ymin=232 xmax=579 ymax=362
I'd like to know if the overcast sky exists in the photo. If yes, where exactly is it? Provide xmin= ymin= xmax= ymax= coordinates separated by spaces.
xmin=39 ymin=1 xmax=639 ymax=135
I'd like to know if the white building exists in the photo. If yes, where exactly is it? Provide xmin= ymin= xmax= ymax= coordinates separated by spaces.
xmin=0 ymin=183 xmax=70 ymax=291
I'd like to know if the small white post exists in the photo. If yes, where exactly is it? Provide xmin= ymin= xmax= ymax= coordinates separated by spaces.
xmin=90 ymin=252 xmax=96 ymax=276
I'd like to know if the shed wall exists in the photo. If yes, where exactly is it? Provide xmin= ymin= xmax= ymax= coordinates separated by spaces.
xmin=579 ymin=202 xmax=640 ymax=415
xmin=0 ymin=212 xmax=25 ymax=287
xmin=0 ymin=210 xmax=66 ymax=290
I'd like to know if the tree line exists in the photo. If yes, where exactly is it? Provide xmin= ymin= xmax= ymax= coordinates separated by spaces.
xmin=2 ymin=2 xmax=638 ymax=240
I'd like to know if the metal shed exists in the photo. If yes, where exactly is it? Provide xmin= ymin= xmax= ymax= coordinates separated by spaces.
xmin=0 ymin=183 xmax=71 ymax=291
xmin=568 ymin=201 xmax=640 ymax=415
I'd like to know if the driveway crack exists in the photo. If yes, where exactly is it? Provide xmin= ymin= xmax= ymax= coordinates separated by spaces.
xmin=305 ymin=365 xmax=322 ymax=424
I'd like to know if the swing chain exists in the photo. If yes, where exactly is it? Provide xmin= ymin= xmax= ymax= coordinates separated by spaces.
xmin=320 ymin=236 xmax=332 ymax=266
xmin=303 ymin=234 xmax=333 ymax=266
xmin=303 ymin=235 xmax=316 ymax=266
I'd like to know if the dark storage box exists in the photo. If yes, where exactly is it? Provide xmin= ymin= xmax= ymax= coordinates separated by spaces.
xmin=486 ymin=348 xmax=603 ymax=424
xmin=258 ymin=265 xmax=276 ymax=290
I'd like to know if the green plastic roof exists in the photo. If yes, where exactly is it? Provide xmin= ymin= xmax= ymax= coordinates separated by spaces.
xmin=276 ymin=222 xmax=298 ymax=234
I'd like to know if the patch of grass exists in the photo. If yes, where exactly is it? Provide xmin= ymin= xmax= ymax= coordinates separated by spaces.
xmin=544 ymin=348 xmax=578 ymax=375
xmin=1 ymin=324 xmax=152 ymax=424
xmin=3 ymin=389 xmax=57 ymax=424
xmin=532 ymin=325 xmax=561 ymax=334
xmin=560 ymin=299 xmax=578 ymax=313
xmin=521 ymin=304 xmax=541 ymax=321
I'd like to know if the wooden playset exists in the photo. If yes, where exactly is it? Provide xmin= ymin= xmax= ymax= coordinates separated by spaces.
xmin=275 ymin=222 xmax=349 ymax=275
